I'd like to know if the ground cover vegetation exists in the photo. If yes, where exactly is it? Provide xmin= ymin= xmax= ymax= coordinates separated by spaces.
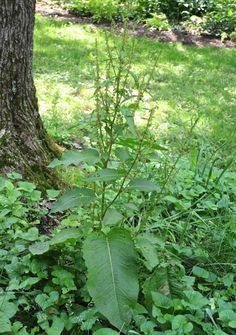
xmin=0 ymin=8 xmax=236 ymax=335
xmin=52 ymin=0 xmax=236 ymax=39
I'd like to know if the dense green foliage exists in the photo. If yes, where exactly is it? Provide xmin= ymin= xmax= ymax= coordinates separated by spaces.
xmin=53 ymin=0 xmax=236 ymax=36
xmin=1 ymin=20 xmax=236 ymax=334
xmin=1 ymin=145 xmax=236 ymax=334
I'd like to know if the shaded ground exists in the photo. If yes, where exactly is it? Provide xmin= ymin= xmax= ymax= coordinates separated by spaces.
xmin=34 ymin=13 xmax=236 ymax=164
xmin=36 ymin=0 xmax=236 ymax=49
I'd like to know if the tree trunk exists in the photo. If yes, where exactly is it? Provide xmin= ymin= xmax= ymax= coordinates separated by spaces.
xmin=0 ymin=0 xmax=59 ymax=188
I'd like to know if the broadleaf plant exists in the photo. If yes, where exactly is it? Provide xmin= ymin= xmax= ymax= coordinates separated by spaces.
xmin=32 ymin=21 xmax=236 ymax=335
xmin=83 ymin=228 xmax=139 ymax=331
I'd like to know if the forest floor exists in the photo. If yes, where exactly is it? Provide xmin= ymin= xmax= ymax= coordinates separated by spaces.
xmin=36 ymin=0 xmax=236 ymax=49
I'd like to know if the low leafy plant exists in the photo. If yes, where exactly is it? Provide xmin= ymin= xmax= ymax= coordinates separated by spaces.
xmin=146 ymin=13 xmax=170 ymax=30
xmin=60 ymin=0 xmax=120 ymax=22
xmin=47 ymin=28 xmax=236 ymax=334
xmin=202 ymin=0 xmax=236 ymax=35
xmin=53 ymin=0 xmax=236 ymax=35
xmin=1 ymin=155 xmax=236 ymax=333
xmin=230 ymin=31 xmax=236 ymax=41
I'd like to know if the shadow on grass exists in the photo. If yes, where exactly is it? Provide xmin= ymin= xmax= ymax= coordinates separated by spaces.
xmin=34 ymin=15 xmax=236 ymax=157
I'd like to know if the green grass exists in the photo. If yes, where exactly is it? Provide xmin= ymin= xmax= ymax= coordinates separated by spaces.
xmin=34 ymin=15 xmax=236 ymax=159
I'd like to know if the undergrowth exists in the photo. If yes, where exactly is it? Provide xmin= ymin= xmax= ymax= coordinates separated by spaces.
xmin=50 ymin=0 xmax=236 ymax=37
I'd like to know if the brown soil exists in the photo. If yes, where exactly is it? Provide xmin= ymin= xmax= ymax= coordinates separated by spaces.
xmin=37 ymin=199 xmax=61 ymax=235
xmin=36 ymin=0 xmax=236 ymax=49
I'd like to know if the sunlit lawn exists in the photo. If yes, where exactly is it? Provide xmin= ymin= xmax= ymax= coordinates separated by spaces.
xmin=34 ymin=15 xmax=236 ymax=160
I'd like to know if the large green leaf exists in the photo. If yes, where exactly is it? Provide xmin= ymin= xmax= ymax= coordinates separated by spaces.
xmin=50 ymin=228 xmax=81 ymax=245
xmin=86 ymin=169 xmax=124 ymax=183
xmin=94 ymin=329 xmax=119 ymax=335
xmin=192 ymin=266 xmax=217 ymax=282
xmin=0 ymin=315 xmax=11 ymax=333
xmin=103 ymin=209 xmax=123 ymax=226
xmin=47 ymin=317 xmax=64 ymax=335
xmin=115 ymin=147 xmax=130 ymax=162
xmin=182 ymin=290 xmax=209 ymax=310
xmin=218 ymin=309 xmax=236 ymax=328
xmin=29 ymin=241 xmax=50 ymax=255
xmin=0 ymin=298 xmax=18 ymax=333
xmin=51 ymin=187 xmax=96 ymax=213
xmin=135 ymin=233 xmax=160 ymax=270
xmin=172 ymin=315 xmax=193 ymax=334
xmin=83 ymin=228 xmax=139 ymax=332
xmin=48 ymin=148 xmax=100 ymax=168
xmin=151 ymin=291 xmax=173 ymax=309
xmin=118 ymin=138 xmax=167 ymax=151
xmin=121 ymin=107 xmax=137 ymax=137
xmin=143 ymin=266 xmax=185 ymax=309
xmin=11 ymin=322 xmax=28 ymax=335
xmin=129 ymin=179 xmax=160 ymax=192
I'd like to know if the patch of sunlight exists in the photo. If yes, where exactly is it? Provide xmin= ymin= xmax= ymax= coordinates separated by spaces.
xmin=152 ymin=101 xmax=174 ymax=134
xmin=194 ymin=53 xmax=204 ymax=61
xmin=153 ymin=63 xmax=185 ymax=77
xmin=63 ymin=24 xmax=98 ymax=43
xmin=157 ymin=100 xmax=172 ymax=114
xmin=224 ymin=86 xmax=236 ymax=96
xmin=134 ymin=100 xmax=173 ymax=135
xmin=36 ymin=78 xmax=94 ymax=122
xmin=34 ymin=14 xmax=236 ymax=156
xmin=170 ymin=64 xmax=186 ymax=76
xmin=175 ymin=42 xmax=186 ymax=52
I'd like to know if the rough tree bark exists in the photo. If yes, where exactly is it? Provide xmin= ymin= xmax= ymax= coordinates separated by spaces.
xmin=0 ymin=0 xmax=60 ymax=187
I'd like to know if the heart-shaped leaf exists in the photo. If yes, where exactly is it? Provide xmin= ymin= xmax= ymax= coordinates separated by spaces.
xmin=29 ymin=241 xmax=50 ymax=255
xmin=51 ymin=187 xmax=96 ymax=213
xmin=103 ymin=209 xmax=123 ymax=225
xmin=86 ymin=169 xmax=124 ymax=183
xmin=50 ymin=228 xmax=81 ymax=245
xmin=49 ymin=148 xmax=100 ymax=168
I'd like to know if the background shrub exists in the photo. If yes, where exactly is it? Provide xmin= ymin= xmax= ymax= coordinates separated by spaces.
xmin=60 ymin=0 xmax=120 ymax=21
xmin=53 ymin=0 xmax=236 ymax=36
xmin=202 ymin=0 xmax=236 ymax=35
